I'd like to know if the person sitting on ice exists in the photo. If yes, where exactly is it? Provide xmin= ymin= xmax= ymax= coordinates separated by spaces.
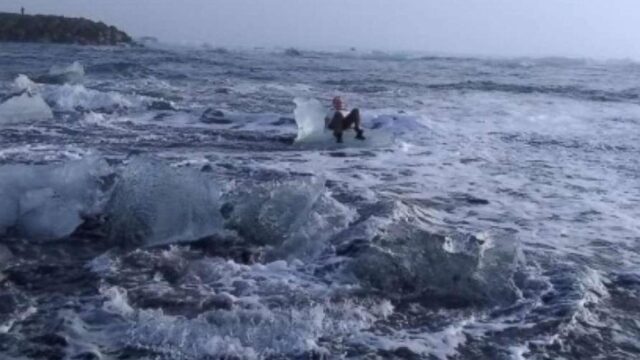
xmin=325 ymin=96 xmax=365 ymax=143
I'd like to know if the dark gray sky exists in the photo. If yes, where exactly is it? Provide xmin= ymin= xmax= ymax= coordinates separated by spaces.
xmin=2 ymin=0 xmax=640 ymax=59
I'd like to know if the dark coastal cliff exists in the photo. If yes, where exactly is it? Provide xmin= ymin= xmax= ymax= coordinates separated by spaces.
xmin=0 ymin=12 xmax=132 ymax=45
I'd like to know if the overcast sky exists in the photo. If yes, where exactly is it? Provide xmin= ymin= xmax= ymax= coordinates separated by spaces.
xmin=2 ymin=0 xmax=640 ymax=59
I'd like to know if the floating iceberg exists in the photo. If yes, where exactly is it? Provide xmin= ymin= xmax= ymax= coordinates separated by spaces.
xmin=348 ymin=223 xmax=523 ymax=306
xmin=0 ymin=92 xmax=53 ymax=124
xmin=0 ymin=75 xmax=52 ymax=124
xmin=106 ymin=158 xmax=224 ymax=247
xmin=222 ymin=178 xmax=356 ymax=260
xmin=49 ymin=61 xmax=85 ymax=82
xmin=293 ymin=98 xmax=327 ymax=142
xmin=330 ymin=200 xmax=523 ymax=307
xmin=0 ymin=156 xmax=224 ymax=244
xmin=293 ymin=97 xmax=394 ymax=148
xmin=36 ymin=61 xmax=85 ymax=84
xmin=11 ymin=74 xmax=38 ymax=93
xmin=0 ymin=157 xmax=110 ymax=240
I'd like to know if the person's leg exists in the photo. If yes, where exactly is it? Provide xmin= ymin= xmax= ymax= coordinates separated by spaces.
xmin=329 ymin=111 xmax=345 ymax=143
xmin=344 ymin=109 xmax=365 ymax=140
xmin=343 ymin=109 xmax=360 ymax=129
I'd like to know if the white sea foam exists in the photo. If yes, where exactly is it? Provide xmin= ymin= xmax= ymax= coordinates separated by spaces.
xmin=100 ymin=286 xmax=134 ymax=316
xmin=43 ymin=84 xmax=139 ymax=112
xmin=85 ymin=257 xmax=391 ymax=359
xmin=359 ymin=320 xmax=470 ymax=359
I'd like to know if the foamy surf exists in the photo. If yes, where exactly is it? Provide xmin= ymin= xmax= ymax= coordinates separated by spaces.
xmin=1 ymin=42 xmax=639 ymax=360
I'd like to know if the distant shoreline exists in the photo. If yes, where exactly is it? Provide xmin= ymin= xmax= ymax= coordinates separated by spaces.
xmin=0 ymin=12 xmax=132 ymax=46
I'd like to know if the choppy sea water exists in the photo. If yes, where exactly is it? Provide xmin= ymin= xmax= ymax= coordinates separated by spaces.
xmin=1 ymin=42 xmax=640 ymax=359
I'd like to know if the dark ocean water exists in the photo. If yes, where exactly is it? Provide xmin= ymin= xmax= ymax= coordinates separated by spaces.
xmin=0 ymin=42 xmax=640 ymax=359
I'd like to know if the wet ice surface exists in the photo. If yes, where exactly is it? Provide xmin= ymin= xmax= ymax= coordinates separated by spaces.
xmin=1 ymin=43 xmax=640 ymax=359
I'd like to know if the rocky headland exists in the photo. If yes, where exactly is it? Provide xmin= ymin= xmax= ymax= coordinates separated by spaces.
xmin=0 ymin=12 xmax=132 ymax=45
